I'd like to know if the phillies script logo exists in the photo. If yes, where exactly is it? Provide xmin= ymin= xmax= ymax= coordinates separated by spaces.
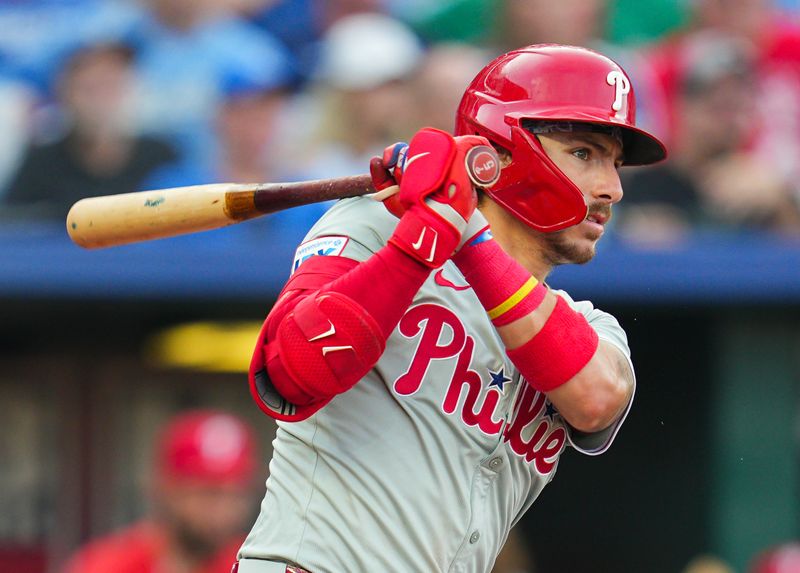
xmin=466 ymin=145 xmax=501 ymax=187
xmin=393 ymin=304 xmax=566 ymax=474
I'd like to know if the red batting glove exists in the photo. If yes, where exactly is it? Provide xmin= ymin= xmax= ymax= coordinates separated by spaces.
xmin=387 ymin=127 xmax=489 ymax=268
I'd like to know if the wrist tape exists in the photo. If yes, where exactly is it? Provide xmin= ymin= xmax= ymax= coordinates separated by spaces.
xmin=506 ymin=295 xmax=599 ymax=392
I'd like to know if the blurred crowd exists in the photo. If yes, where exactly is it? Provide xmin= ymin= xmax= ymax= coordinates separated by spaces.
xmin=3 ymin=0 xmax=800 ymax=245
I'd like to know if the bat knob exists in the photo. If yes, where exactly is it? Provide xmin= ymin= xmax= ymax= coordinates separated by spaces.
xmin=465 ymin=145 xmax=501 ymax=188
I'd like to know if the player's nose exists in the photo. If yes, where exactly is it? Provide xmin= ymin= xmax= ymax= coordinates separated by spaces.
xmin=591 ymin=163 xmax=623 ymax=205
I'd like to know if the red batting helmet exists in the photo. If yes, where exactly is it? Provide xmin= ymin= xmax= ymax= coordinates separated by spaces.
xmin=455 ymin=44 xmax=667 ymax=232
xmin=156 ymin=409 xmax=258 ymax=487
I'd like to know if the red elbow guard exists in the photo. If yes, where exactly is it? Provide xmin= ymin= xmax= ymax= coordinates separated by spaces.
xmin=274 ymin=290 xmax=385 ymax=399
xmin=506 ymin=296 xmax=599 ymax=392
xmin=249 ymin=290 xmax=386 ymax=422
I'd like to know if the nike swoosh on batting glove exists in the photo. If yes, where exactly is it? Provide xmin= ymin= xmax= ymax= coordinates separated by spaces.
xmin=389 ymin=127 xmax=488 ymax=267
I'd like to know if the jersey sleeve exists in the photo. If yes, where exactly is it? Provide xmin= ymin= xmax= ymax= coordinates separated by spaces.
xmin=551 ymin=289 xmax=635 ymax=456
xmin=290 ymin=197 xmax=397 ymax=270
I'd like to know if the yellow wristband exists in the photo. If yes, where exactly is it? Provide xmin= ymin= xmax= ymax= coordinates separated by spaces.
xmin=486 ymin=277 xmax=539 ymax=320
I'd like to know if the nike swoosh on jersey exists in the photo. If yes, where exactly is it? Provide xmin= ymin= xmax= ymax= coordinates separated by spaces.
xmin=434 ymin=269 xmax=471 ymax=291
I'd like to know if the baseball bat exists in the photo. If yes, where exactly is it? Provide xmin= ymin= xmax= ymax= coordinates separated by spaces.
xmin=66 ymin=174 xmax=381 ymax=249
xmin=66 ymin=144 xmax=500 ymax=249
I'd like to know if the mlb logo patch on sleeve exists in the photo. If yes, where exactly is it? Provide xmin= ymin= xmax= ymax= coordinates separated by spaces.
xmin=292 ymin=236 xmax=350 ymax=273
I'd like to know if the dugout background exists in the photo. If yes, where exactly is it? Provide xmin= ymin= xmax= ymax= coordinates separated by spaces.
xmin=1 ymin=223 xmax=799 ymax=573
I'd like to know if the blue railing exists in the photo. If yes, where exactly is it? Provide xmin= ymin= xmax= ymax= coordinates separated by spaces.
xmin=2 ymin=220 xmax=800 ymax=305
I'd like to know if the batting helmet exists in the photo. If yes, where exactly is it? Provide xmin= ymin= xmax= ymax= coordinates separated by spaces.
xmin=155 ymin=409 xmax=258 ymax=487
xmin=455 ymin=44 xmax=667 ymax=232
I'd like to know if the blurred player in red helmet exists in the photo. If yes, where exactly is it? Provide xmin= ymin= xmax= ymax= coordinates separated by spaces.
xmin=64 ymin=410 xmax=259 ymax=573
xmin=238 ymin=44 xmax=666 ymax=573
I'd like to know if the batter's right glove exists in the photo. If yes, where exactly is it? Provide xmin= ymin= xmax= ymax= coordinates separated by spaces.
xmin=384 ymin=127 xmax=489 ymax=268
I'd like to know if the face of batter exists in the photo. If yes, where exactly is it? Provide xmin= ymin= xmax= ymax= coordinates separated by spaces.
xmin=484 ymin=130 xmax=624 ymax=278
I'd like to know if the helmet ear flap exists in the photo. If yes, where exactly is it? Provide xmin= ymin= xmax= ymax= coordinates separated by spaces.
xmin=488 ymin=127 xmax=587 ymax=232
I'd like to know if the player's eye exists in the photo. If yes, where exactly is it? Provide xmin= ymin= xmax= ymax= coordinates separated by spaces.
xmin=572 ymin=148 xmax=590 ymax=161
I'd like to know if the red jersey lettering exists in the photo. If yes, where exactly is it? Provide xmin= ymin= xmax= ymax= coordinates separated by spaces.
xmin=394 ymin=304 xmax=466 ymax=395
xmin=504 ymin=385 xmax=566 ymax=474
xmin=443 ymin=336 xmax=503 ymax=435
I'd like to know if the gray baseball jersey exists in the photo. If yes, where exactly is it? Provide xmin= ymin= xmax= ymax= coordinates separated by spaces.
xmin=239 ymin=197 xmax=634 ymax=573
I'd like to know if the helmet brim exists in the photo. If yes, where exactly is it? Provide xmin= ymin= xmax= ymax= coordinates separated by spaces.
xmin=514 ymin=110 xmax=668 ymax=166
xmin=619 ymin=125 xmax=668 ymax=166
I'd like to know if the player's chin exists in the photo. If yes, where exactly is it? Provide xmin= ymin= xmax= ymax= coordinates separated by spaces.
xmin=567 ymin=226 xmax=604 ymax=262
xmin=566 ymin=241 xmax=598 ymax=265
xmin=546 ymin=233 xmax=598 ymax=266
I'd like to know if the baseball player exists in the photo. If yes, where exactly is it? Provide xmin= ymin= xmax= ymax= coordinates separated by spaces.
xmin=65 ymin=410 xmax=259 ymax=573
xmin=236 ymin=45 xmax=667 ymax=573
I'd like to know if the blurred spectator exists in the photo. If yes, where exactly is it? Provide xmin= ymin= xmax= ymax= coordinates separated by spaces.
xmin=284 ymin=12 xmax=424 ymax=180
xmin=145 ymin=68 xmax=294 ymax=187
xmin=648 ymin=0 xmax=800 ymax=196
xmin=497 ymin=0 xmax=608 ymax=50
xmin=619 ymin=32 xmax=800 ymax=243
xmin=239 ymin=0 xmax=322 ymax=79
xmin=128 ymin=0 xmax=296 ymax=169
xmin=143 ymin=66 xmax=329 ymax=234
xmin=0 ymin=0 xmax=140 ymax=95
xmin=749 ymin=543 xmax=800 ymax=572
xmin=63 ymin=409 xmax=259 ymax=573
xmin=410 ymin=43 xmax=491 ymax=132
xmin=3 ymin=42 xmax=176 ymax=220
xmin=242 ymin=0 xmax=396 ymax=86
xmin=208 ymin=71 xmax=292 ymax=185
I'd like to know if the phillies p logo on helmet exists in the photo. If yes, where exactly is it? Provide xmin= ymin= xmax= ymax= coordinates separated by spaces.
xmin=606 ymin=71 xmax=631 ymax=113
xmin=465 ymin=145 xmax=501 ymax=188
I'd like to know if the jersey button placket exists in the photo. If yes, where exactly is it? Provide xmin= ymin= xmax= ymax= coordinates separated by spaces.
xmin=469 ymin=531 xmax=480 ymax=544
